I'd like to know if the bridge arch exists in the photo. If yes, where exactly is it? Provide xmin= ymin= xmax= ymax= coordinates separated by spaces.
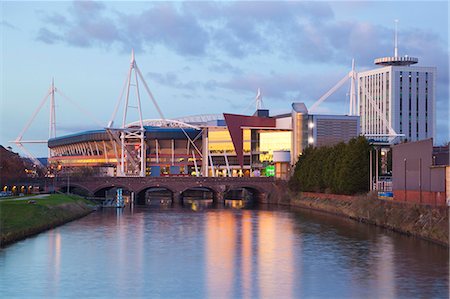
xmin=225 ymin=185 xmax=267 ymax=202
xmin=93 ymin=185 xmax=132 ymax=198
xmin=136 ymin=186 xmax=175 ymax=205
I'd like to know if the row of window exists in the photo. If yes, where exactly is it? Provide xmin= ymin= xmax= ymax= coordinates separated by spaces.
xmin=399 ymin=71 xmax=430 ymax=138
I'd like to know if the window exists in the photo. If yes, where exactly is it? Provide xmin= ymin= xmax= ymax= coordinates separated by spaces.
xmin=408 ymin=72 xmax=412 ymax=137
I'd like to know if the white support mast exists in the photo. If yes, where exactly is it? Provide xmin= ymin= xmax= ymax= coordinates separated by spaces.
xmin=309 ymin=60 xmax=358 ymax=116
xmin=255 ymin=88 xmax=263 ymax=110
xmin=49 ymin=78 xmax=56 ymax=140
xmin=11 ymin=80 xmax=55 ymax=168
xmin=349 ymin=59 xmax=357 ymax=115
xmin=108 ymin=49 xmax=167 ymax=177
xmin=224 ymin=150 xmax=231 ymax=177
xmin=242 ymin=88 xmax=264 ymax=114
xmin=12 ymin=79 xmax=103 ymax=168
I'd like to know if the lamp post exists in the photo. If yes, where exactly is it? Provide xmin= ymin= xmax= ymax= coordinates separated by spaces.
xmin=67 ymin=171 xmax=70 ymax=195
xmin=369 ymin=149 xmax=373 ymax=191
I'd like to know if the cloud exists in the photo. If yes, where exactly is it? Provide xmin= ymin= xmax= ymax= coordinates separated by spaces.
xmin=1 ymin=21 xmax=18 ymax=30
xmin=35 ymin=2 xmax=447 ymax=68
xmin=33 ymin=1 xmax=448 ymax=140
xmin=146 ymin=71 xmax=205 ymax=91
xmin=208 ymin=60 xmax=243 ymax=75
xmin=35 ymin=2 xmax=447 ymax=70
xmin=119 ymin=3 xmax=209 ymax=55
xmin=37 ymin=0 xmax=119 ymax=48
xmin=45 ymin=13 xmax=68 ymax=26
xmin=36 ymin=27 xmax=62 ymax=44
xmin=35 ymin=1 xmax=337 ymax=59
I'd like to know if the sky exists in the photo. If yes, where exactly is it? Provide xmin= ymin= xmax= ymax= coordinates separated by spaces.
xmin=1 ymin=1 xmax=449 ymax=157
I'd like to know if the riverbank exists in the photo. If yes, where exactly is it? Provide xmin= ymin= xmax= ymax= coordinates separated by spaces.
xmin=263 ymin=181 xmax=448 ymax=246
xmin=0 ymin=194 xmax=95 ymax=247
xmin=286 ymin=191 xmax=449 ymax=246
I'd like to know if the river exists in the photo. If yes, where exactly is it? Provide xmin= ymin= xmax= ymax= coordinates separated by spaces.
xmin=0 ymin=202 xmax=448 ymax=298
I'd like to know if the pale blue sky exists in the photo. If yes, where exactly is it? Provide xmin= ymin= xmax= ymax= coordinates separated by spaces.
xmin=1 ymin=1 xmax=449 ymax=157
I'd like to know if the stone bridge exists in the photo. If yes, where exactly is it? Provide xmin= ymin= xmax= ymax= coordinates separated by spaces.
xmin=54 ymin=176 xmax=278 ymax=203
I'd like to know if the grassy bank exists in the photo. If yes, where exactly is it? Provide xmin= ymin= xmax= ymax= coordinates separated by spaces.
xmin=290 ymin=192 xmax=449 ymax=246
xmin=0 ymin=194 xmax=95 ymax=247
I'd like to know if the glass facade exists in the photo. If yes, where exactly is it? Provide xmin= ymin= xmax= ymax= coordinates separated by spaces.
xmin=258 ymin=131 xmax=291 ymax=162
xmin=208 ymin=128 xmax=251 ymax=154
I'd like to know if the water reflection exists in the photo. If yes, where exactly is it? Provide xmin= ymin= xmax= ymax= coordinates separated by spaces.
xmin=0 ymin=205 xmax=447 ymax=298
xmin=241 ymin=211 xmax=253 ymax=299
xmin=46 ymin=230 xmax=61 ymax=297
xmin=258 ymin=211 xmax=294 ymax=298
xmin=224 ymin=199 xmax=252 ymax=209
xmin=375 ymin=235 xmax=396 ymax=298
xmin=206 ymin=211 xmax=236 ymax=297
xmin=183 ymin=198 xmax=214 ymax=211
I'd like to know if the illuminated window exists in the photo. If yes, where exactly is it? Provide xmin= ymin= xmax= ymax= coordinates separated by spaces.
xmin=208 ymin=129 xmax=251 ymax=154
xmin=259 ymin=131 xmax=291 ymax=162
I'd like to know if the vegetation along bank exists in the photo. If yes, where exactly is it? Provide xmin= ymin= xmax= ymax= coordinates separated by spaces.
xmin=264 ymin=137 xmax=449 ymax=246
xmin=0 ymin=194 xmax=95 ymax=247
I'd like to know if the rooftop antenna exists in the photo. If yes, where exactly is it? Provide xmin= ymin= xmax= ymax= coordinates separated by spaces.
xmin=394 ymin=19 xmax=399 ymax=57
xmin=374 ymin=19 xmax=418 ymax=66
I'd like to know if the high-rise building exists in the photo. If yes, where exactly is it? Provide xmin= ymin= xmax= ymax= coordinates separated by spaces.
xmin=358 ymin=60 xmax=435 ymax=144
xmin=358 ymin=24 xmax=435 ymax=144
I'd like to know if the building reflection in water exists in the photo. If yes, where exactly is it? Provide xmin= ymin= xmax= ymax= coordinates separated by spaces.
xmin=241 ymin=211 xmax=253 ymax=299
xmin=185 ymin=199 xmax=214 ymax=211
xmin=258 ymin=211 xmax=294 ymax=298
xmin=375 ymin=235 xmax=396 ymax=297
xmin=1 ymin=206 xmax=448 ymax=298
xmin=205 ymin=210 xmax=295 ymax=298
xmin=206 ymin=211 xmax=236 ymax=297
xmin=47 ymin=229 xmax=61 ymax=297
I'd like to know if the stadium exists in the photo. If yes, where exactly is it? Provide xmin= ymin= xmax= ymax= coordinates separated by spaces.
xmin=17 ymin=52 xmax=360 ymax=179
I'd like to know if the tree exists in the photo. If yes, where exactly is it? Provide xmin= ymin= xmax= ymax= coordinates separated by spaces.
xmin=289 ymin=137 xmax=370 ymax=195
xmin=0 ymin=145 xmax=27 ymax=185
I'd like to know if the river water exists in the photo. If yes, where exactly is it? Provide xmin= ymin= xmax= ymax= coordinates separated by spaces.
xmin=0 ymin=203 xmax=448 ymax=298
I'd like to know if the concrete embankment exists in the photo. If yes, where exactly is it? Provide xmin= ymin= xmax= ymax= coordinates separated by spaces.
xmin=0 ymin=194 xmax=95 ymax=247
xmin=264 ymin=182 xmax=449 ymax=246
